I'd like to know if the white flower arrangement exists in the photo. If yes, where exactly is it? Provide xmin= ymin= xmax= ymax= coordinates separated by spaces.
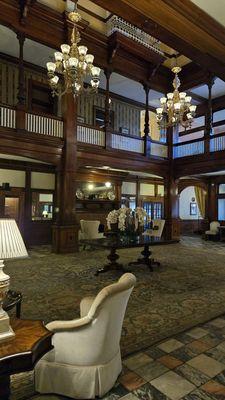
xmin=107 ymin=206 xmax=148 ymax=232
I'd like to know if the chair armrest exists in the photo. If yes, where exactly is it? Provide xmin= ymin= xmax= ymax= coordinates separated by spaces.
xmin=46 ymin=315 xmax=92 ymax=332
xmin=80 ymin=296 xmax=95 ymax=318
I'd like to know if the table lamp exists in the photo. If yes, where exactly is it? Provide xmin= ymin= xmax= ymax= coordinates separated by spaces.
xmin=0 ymin=219 xmax=28 ymax=342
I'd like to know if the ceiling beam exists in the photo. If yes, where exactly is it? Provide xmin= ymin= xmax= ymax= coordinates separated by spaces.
xmin=92 ymin=0 xmax=225 ymax=81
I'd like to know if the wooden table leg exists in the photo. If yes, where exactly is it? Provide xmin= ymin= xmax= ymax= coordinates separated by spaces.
xmin=0 ymin=375 xmax=10 ymax=400
xmin=95 ymin=247 xmax=126 ymax=275
xmin=129 ymin=244 xmax=160 ymax=271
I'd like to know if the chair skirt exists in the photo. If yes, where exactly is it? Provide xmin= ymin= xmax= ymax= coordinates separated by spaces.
xmin=35 ymin=349 xmax=122 ymax=399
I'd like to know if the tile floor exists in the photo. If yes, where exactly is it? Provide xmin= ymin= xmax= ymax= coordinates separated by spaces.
xmin=107 ymin=315 xmax=225 ymax=400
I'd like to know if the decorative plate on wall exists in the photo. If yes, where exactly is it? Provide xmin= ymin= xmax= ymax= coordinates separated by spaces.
xmin=107 ymin=191 xmax=116 ymax=200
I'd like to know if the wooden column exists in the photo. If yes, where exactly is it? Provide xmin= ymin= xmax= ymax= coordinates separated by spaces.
xmin=207 ymin=180 xmax=217 ymax=222
xmin=164 ymin=175 xmax=180 ymax=240
xmin=52 ymin=93 xmax=78 ymax=253
xmin=23 ymin=169 xmax=32 ymax=246
xmin=205 ymin=76 xmax=215 ymax=153
xmin=104 ymin=68 xmax=112 ymax=149
xmin=16 ymin=32 xmax=26 ymax=132
xmin=143 ymin=84 xmax=151 ymax=157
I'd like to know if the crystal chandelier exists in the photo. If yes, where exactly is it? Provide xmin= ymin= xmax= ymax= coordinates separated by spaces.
xmin=156 ymin=65 xmax=197 ymax=129
xmin=46 ymin=10 xmax=101 ymax=97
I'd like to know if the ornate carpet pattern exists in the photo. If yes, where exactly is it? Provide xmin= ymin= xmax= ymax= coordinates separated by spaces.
xmin=4 ymin=237 xmax=225 ymax=399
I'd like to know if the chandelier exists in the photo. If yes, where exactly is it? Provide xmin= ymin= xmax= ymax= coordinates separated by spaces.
xmin=46 ymin=10 xmax=101 ymax=97
xmin=156 ymin=65 xmax=197 ymax=129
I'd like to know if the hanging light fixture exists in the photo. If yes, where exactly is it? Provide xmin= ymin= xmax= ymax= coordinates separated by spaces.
xmin=156 ymin=63 xmax=197 ymax=129
xmin=46 ymin=8 xmax=101 ymax=97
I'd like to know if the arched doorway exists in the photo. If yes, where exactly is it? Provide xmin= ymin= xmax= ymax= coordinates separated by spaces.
xmin=179 ymin=184 xmax=207 ymax=235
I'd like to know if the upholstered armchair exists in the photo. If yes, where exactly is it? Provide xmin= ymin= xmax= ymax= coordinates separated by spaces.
xmin=143 ymin=219 xmax=165 ymax=238
xmin=205 ymin=221 xmax=220 ymax=240
xmin=35 ymin=273 xmax=136 ymax=399
xmin=78 ymin=219 xmax=104 ymax=240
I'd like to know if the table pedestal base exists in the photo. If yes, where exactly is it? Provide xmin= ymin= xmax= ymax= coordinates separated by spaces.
xmin=129 ymin=244 xmax=160 ymax=271
xmin=0 ymin=375 xmax=10 ymax=400
xmin=95 ymin=247 xmax=128 ymax=275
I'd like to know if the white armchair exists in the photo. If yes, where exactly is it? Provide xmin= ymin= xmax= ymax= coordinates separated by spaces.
xmin=205 ymin=221 xmax=220 ymax=239
xmin=35 ymin=273 xmax=136 ymax=399
xmin=78 ymin=220 xmax=104 ymax=241
xmin=143 ymin=219 xmax=165 ymax=238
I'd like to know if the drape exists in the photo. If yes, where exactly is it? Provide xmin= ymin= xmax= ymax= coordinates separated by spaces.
xmin=194 ymin=186 xmax=206 ymax=218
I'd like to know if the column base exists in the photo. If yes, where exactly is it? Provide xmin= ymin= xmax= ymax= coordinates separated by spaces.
xmin=52 ymin=225 xmax=78 ymax=253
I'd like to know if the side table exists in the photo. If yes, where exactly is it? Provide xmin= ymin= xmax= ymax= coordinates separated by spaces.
xmin=0 ymin=319 xmax=53 ymax=400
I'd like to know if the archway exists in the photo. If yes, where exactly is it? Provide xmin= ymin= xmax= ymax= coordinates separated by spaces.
xmin=179 ymin=184 xmax=207 ymax=235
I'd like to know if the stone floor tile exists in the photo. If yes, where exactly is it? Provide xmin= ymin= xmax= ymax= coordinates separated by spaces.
xmin=134 ymin=382 xmax=170 ymax=400
xmin=186 ymin=340 xmax=213 ymax=355
xmin=123 ymin=353 xmax=153 ymax=371
xmin=206 ymin=347 xmax=225 ymax=364
xmin=175 ymin=363 xmax=209 ymax=387
xmin=187 ymin=354 xmax=225 ymax=378
xmin=119 ymin=371 xmax=146 ymax=391
xmin=182 ymin=388 xmax=218 ymax=399
xmin=102 ymin=383 xmax=128 ymax=400
xmin=171 ymin=346 xmax=197 ymax=362
xmin=135 ymin=361 xmax=169 ymax=382
xmin=158 ymin=339 xmax=184 ymax=353
xmin=198 ymin=333 xmax=222 ymax=348
xmin=158 ymin=355 xmax=183 ymax=369
xmin=214 ymin=371 xmax=225 ymax=385
xmin=216 ymin=341 xmax=225 ymax=353
xmin=150 ymin=371 xmax=195 ymax=400
xmin=175 ymin=333 xmax=194 ymax=345
xmin=145 ymin=346 xmax=166 ymax=360
xmin=201 ymin=380 xmax=225 ymax=396
xmin=209 ymin=318 xmax=225 ymax=329
xmin=186 ymin=327 xmax=208 ymax=339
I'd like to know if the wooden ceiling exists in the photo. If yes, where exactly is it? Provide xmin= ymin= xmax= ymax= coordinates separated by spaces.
xmin=0 ymin=0 xmax=224 ymax=102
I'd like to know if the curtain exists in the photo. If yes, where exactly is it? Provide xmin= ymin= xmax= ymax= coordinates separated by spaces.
xmin=194 ymin=186 xmax=206 ymax=218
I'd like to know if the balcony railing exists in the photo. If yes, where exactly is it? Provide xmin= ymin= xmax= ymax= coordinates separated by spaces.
xmin=111 ymin=132 xmax=144 ymax=154
xmin=210 ymin=133 xmax=225 ymax=152
xmin=26 ymin=112 xmax=63 ymax=138
xmin=173 ymin=138 xmax=205 ymax=158
xmin=77 ymin=124 xmax=105 ymax=147
xmin=0 ymin=105 xmax=16 ymax=129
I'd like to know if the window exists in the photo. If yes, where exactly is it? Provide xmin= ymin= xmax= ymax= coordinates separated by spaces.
xmin=219 ymin=184 xmax=225 ymax=194
xmin=32 ymin=192 xmax=53 ymax=221
xmin=143 ymin=201 xmax=163 ymax=227
xmin=218 ymin=199 xmax=225 ymax=220
xmin=121 ymin=196 xmax=136 ymax=210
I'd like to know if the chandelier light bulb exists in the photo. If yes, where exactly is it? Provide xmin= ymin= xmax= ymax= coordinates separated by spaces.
xmin=189 ymin=105 xmax=197 ymax=113
xmin=156 ymin=107 xmax=163 ymax=114
xmin=174 ymin=102 xmax=181 ymax=111
xmin=179 ymin=92 xmax=186 ymax=100
xmin=78 ymin=46 xmax=88 ymax=56
xmin=91 ymin=66 xmax=101 ymax=77
xmin=54 ymin=52 xmax=63 ymax=62
xmin=167 ymin=93 xmax=173 ymax=100
xmin=85 ymin=54 xmax=94 ymax=64
xmin=61 ymin=44 xmax=70 ymax=54
xmin=160 ymin=97 xmax=167 ymax=105
xmin=68 ymin=57 xmax=79 ymax=68
xmin=91 ymin=79 xmax=99 ymax=88
xmin=185 ymin=96 xmax=192 ymax=103
xmin=51 ymin=76 xmax=59 ymax=85
xmin=47 ymin=62 xmax=56 ymax=72
xmin=187 ymin=113 xmax=193 ymax=119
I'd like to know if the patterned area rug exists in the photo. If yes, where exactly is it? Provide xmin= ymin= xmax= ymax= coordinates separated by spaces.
xmin=5 ymin=238 xmax=225 ymax=399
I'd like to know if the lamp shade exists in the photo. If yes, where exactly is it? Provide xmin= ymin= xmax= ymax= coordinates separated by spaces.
xmin=0 ymin=219 xmax=28 ymax=260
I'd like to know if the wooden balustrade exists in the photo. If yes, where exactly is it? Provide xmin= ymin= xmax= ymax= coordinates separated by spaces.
xmin=173 ymin=137 xmax=205 ymax=158
xmin=77 ymin=124 xmax=105 ymax=147
xmin=210 ymin=132 xmax=225 ymax=152
xmin=25 ymin=112 xmax=64 ymax=138
xmin=0 ymin=105 xmax=16 ymax=129
xmin=150 ymin=140 xmax=168 ymax=158
xmin=111 ymin=132 xmax=144 ymax=154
